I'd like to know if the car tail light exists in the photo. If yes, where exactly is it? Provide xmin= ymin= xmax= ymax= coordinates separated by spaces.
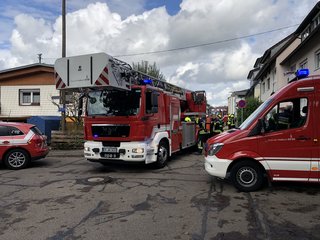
xmin=33 ymin=135 xmax=44 ymax=148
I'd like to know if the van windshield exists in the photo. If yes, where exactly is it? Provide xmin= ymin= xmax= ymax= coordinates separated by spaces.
xmin=239 ymin=98 xmax=273 ymax=130
xmin=87 ymin=89 xmax=141 ymax=116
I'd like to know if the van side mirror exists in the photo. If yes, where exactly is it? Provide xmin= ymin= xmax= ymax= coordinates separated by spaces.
xmin=248 ymin=118 xmax=265 ymax=137
xmin=257 ymin=118 xmax=266 ymax=134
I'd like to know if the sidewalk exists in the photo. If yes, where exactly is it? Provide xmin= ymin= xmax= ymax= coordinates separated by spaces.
xmin=48 ymin=149 xmax=84 ymax=158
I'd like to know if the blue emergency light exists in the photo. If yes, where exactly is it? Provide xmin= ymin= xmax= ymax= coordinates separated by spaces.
xmin=141 ymin=78 xmax=152 ymax=85
xmin=296 ymin=69 xmax=309 ymax=79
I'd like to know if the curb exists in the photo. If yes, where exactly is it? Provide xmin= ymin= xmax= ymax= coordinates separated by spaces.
xmin=48 ymin=150 xmax=83 ymax=158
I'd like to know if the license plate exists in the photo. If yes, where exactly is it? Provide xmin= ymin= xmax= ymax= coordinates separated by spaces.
xmin=101 ymin=153 xmax=119 ymax=158
xmin=102 ymin=147 xmax=117 ymax=153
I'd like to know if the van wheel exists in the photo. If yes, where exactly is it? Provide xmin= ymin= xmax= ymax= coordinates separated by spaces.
xmin=4 ymin=149 xmax=30 ymax=170
xmin=230 ymin=160 xmax=264 ymax=192
xmin=154 ymin=140 xmax=169 ymax=168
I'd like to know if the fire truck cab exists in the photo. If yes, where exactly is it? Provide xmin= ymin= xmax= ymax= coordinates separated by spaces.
xmin=205 ymin=69 xmax=320 ymax=191
xmin=55 ymin=53 xmax=206 ymax=168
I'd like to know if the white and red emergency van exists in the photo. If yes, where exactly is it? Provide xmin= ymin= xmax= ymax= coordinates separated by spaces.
xmin=54 ymin=53 xmax=206 ymax=168
xmin=204 ymin=69 xmax=320 ymax=191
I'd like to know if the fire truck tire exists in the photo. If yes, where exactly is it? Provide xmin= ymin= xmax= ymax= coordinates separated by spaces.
xmin=4 ymin=149 xmax=30 ymax=170
xmin=230 ymin=160 xmax=264 ymax=192
xmin=154 ymin=140 xmax=169 ymax=168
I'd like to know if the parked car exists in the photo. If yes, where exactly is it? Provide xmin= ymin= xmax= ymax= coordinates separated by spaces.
xmin=0 ymin=122 xmax=49 ymax=170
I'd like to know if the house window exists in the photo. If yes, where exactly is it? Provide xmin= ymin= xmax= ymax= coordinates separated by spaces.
xmin=19 ymin=89 xmax=40 ymax=106
xmin=301 ymin=26 xmax=310 ymax=41
xmin=267 ymin=78 xmax=270 ymax=91
xmin=315 ymin=50 xmax=320 ymax=70
xmin=312 ymin=13 xmax=320 ymax=30
xmin=299 ymin=59 xmax=308 ymax=69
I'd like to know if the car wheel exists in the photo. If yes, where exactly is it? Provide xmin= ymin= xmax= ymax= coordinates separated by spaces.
xmin=4 ymin=149 xmax=30 ymax=170
xmin=230 ymin=160 xmax=264 ymax=192
xmin=153 ymin=140 xmax=169 ymax=169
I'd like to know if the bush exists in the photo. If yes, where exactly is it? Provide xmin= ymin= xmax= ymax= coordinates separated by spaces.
xmin=237 ymin=97 xmax=262 ymax=125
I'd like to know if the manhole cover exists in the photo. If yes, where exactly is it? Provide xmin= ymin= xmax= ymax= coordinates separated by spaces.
xmin=87 ymin=177 xmax=105 ymax=183
xmin=76 ymin=176 xmax=113 ymax=186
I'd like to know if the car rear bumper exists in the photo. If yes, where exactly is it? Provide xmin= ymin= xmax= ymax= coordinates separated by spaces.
xmin=31 ymin=148 xmax=50 ymax=161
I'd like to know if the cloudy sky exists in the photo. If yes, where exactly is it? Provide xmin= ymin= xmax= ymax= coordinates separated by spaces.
xmin=0 ymin=0 xmax=319 ymax=107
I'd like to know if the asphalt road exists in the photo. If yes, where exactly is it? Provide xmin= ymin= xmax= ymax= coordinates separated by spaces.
xmin=0 ymin=150 xmax=319 ymax=240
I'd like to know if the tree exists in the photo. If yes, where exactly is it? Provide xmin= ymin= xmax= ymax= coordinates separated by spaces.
xmin=236 ymin=97 xmax=262 ymax=125
xmin=51 ymin=91 xmax=83 ymax=129
xmin=132 ymin=61 xmax=166 ymax=81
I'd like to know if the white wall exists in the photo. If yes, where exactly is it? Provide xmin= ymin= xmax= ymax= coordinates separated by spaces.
xmin=281 ymin=31 xmax=320 ymax=82
xmin=0 ymin=85 xmax=60 ymax=117
xmin=259 ymin=67 xmax=274 ymax=102
xmin=275 ymin=39 xmax=300 ymax=90
xmin=228 ymin=96 xmax=236 ymax=115
xmin=254 ymin=83 xmax=260 ymax=100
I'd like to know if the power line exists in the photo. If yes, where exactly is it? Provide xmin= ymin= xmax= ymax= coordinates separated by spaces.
xmin=114 ymin=24 xmax=299 ymax=57
xmin=41 ymin=24 xmax=299 ymax=60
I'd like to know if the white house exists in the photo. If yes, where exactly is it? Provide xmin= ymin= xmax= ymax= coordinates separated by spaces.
xmin=0 ymin=64 xmax=60 ymax=121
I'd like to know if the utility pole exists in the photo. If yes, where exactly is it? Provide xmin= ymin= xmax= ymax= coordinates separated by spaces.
xmin=61 ymin=0 xmax=67 ymax=131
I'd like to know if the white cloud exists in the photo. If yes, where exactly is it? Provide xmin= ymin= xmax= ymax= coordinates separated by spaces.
xmin=0 ymin=50 xmax=18 ymax=69
xmin=66 ymin=0 xmax=146 ymax=18
xmin=167 ymin=43 xmax=257 ymax=84
xmin=1 ymin=0 xmax=319 ymax=107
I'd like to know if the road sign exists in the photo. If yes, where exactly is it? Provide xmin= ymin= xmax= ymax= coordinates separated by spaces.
xmin=238 ymin=99 xmax=246 ymax=108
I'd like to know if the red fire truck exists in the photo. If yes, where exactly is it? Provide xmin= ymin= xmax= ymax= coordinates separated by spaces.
xmin=204 ymin=69 xmax=320 ymax=191
xmin=55 ymin=53 xmax=206 ymax=168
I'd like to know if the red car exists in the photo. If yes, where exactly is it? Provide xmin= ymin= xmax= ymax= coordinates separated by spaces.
xmin=0 ymin=122 xmax=49 ymax=170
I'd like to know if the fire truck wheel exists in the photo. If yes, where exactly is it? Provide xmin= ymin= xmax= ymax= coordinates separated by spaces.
xmin=4 ymin=149 xmax=30 ymax=170
xmin=154 ymin=140 xmax=169 ymax=168
xmin=230 ymin=160 xmax=264 ymax=192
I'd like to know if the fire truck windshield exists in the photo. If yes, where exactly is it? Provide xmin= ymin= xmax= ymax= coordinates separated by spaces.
xmin=87 ymin=89 xmax=141 ymax=116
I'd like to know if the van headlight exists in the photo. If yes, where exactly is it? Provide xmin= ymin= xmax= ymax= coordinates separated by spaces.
xmin=207 ymin=143 xmax=224 ymax=156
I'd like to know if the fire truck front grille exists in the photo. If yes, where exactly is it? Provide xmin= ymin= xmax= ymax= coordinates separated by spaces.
xmin=92 ymin=125 xmax=130 ymax=138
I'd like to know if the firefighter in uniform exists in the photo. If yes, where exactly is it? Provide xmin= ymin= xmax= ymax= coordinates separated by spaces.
xmin=205 ymin=115 xmax=212 ymax=134
xmin=184 ymin=116 xmax=192 ymax=122
xmin=197 ymin=117 xmax=207 ymax=154
xmin=195 ymin=115 xmax=200 ymax=126
xmin=227 ymin=114 xmax=236 ymax=129
xmin=212 ymin=114 xmax=223 ymax=135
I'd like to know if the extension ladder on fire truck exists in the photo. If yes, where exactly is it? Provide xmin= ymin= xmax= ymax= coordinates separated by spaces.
xmin=54 ymin=52 xmax=195 ymax=100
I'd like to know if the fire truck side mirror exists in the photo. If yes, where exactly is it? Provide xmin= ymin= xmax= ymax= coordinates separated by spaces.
xmin=151 ymin=92 xmax=159 ymax=113
xmin=193 ymin=91 xmax=206 ymax=104
xmin=78 ymin=94 xmax=84 ymax=118
xmin=151 ymin=107 xmax=158 ymax=113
